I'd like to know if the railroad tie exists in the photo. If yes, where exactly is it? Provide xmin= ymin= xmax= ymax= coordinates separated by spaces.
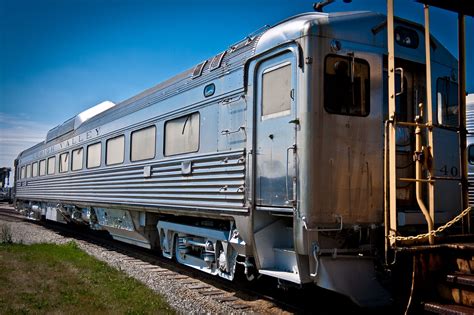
xmin=230 ymin=303 xmax=250 ymax=310
xmin=199 ymin=290 xmax=223 ymax=296
xmin=188 ymin=284 xmax=210 ymax=290
xmin=216 ymin=296 xmax=238 ymax=302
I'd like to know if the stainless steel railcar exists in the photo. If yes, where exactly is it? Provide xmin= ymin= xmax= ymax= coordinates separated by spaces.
xmin=14 ymin=11 xmax=462 ymax=306
xmin=467 ymin=94 xmax=474 ymax=205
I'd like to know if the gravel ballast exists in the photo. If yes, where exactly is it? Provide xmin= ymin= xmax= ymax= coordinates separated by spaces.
xmin=0 ymin=217 xmax=254 ymax=314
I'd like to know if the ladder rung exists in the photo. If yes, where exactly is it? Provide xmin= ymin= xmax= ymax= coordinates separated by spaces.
xmin=399 ymin=177 xmax=435 ymax=183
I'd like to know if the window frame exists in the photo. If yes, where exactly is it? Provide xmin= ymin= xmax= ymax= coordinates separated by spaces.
xmin=164 ymin=112 xmax=200 ymax=157
xmin=261 ymin=62 xmax=292 ymax=120
xmin=47 ymin=156 xmax=56 ymax=175
xmin=87 ymin=142 xmax=102 ymax=169
xmin=323 ymin=54 xmax=371 ymax=117
xmin=436 ymin=77 xmax=459 ymax=128
xmin=130 ymin=126 xmax=156 ymax=162
xmin=59 ymin=152 xmax=70 ymax=173
xmin=71 ymin=147 xmax=84 ymax=171
xmin=26 ymin=164 xmax=31 ymax=178
xmin=32 ymin=162 xmax=38 ymax=177
xmin=39 ymin=159 xmax=46 ymax=176
xmin=106 ymin=135 xmax=125 ymax=166
xmin=469 ymin=145 xmax=474 ymax=165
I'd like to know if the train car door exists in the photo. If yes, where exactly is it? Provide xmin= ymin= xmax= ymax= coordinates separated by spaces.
xmin=254 ymin=51 xmax=297 ymax=210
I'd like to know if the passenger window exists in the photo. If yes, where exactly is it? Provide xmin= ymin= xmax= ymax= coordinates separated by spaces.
xmin=59 ymin=152 xmax=69 ymax=173
xmin=262 ymin=63 xmax=292 ymax=119
xmin=131 ymin=126 xmax=156 ymax=161
xmin=72 ymin=148 xmax=84 ymax=171
xmin=47 ymin=156 xmax=56 ymax=175
xmin=39 ymin=160 xmax=46 ymax=176
xmin=26 ymin=164 xmax=31 ymax=178
xmin=32 ymin=162 xmax=38 ymax=177
xmin=106 ymin=135 xmax=125 ymax=165
xmin=469 ymin=145 xmax=474 ymax=165
xmin=21 ymin=166 xmax=25 ymax=179
xmin=324 ymin=54 xmax=370 ymax=116
xmin=437 ymin=77 xmax=459 ymax=127
xmin=87 ymin=142 xmax=101 ymax=168
xmin=164 ymin=113 xmax=200 ymax=156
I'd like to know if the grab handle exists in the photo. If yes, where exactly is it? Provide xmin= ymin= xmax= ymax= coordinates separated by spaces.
xmin=286 ymin=144 xmax=296 ymax=204
xmin=395 ymin=67 xmax=404 ymax=96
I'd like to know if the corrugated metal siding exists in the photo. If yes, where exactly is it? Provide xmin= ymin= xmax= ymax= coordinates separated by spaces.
xmin=469 ymin=174 xmax=474 ymax=206
xmin=17 ymin=150 xmax=247 ymax=214
xmin=466 ymin=103 xmax=474 ymax=133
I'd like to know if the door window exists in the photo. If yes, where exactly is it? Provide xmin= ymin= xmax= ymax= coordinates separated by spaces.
xmin=261 ymin=63 xmax=292 ymax=119
xmin=437 ymin=77 xmax=459 ymax=127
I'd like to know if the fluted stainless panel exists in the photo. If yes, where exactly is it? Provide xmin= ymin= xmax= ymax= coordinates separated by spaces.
xmin=467 ymin=103 xmax=474 ymax=133
xmin=468 ymin=174 xmax=474 ymax=206
xmin=17 ymin=150 xmax=247 ymax=213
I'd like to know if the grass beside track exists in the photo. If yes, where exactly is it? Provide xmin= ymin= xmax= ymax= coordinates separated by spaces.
xmin=0 ymin=242 xmax=175 ymax=314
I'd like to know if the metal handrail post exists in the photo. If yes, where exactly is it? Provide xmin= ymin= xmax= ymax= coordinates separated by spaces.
xmin=458 ymin=13 xmax=469 ymax=233
xmin=424 ymin=5 xmax=435 ymax=243
xmin=387 ymin=0 xmax=398 ymax=247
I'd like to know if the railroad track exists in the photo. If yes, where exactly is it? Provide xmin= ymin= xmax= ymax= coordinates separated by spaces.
xmin=0 ymin=203 xmax=367 ymax=314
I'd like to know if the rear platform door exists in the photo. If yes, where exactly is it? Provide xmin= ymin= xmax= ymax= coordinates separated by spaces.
xmin=254 ymin=52 xmax=297 ymax=210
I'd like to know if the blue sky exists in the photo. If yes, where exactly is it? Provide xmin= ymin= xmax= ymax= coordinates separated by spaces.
xmin=0 ymin=0 xmax=473 ymax=177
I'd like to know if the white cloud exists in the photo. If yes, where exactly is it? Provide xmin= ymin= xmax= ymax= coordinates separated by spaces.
xmin=0 ymin=112 xmax=51 ymax=184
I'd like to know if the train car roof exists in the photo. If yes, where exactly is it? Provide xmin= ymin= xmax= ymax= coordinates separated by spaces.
xmin=18 ymin=10 xmax=457 ymax=160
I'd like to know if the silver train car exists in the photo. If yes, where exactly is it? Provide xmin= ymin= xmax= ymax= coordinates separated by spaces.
xmin=467 ymin=94 xmax=474 ymax=205
xmin=14 ymin=11 xmax=462 ymax=306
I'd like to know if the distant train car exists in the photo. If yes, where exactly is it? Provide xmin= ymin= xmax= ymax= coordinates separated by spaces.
xmin=467 ymin=94 xmax=474 ymax=205
xmin=0 ymin=167 xmax=12 ymax=203
xmin=14 ymin=11 xmax=462 ymax=306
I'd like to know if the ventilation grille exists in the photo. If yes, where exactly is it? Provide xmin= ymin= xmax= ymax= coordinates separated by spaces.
xmin=209 ymin=51 xmax=226 ymax=71
xmin=192 ymin=60 xmax=208 ymax=79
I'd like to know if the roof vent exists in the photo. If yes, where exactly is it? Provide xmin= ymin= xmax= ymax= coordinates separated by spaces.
xmin=192 ymin=60 xmax=208 ymax=79
xmin=209 ymin=51 xmax=226 ymax=71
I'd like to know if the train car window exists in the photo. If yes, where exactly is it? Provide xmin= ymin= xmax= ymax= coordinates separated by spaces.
xmin=469 ymin=145 xmax=474 ymax=165
xmin=436 ymin=77 xmax=459 ymax=127
xmin=87 ymin=142 xmax=101 ymax=168
xmin=164 ymin=112 xmax=200 ymax=156
xmin=20 ymin=166 xmax=25 ymax=179
xmin=106 ymin=135 xmax=125 ymax=165
xmin=47 ymin=156 xmax=56 ymax=175
xmin=72 ymin=148 xmax=83 ymax=171
xmin=39 ymin=159 xmax=46 ymax=176
xmin=262 ymin=63 xmax=292 ymax=119
xmin=32 ymin=162 xmax=38 ymax=177
xmin=59 ymin=152 xmax=69 ymax=173
xmin=324 ymin=54 xmax=370 ymax=116
xmin=131 ymin=126 xmax=156 ymax=161
xmin=26 ymin=164 xmax=31 ymax=178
